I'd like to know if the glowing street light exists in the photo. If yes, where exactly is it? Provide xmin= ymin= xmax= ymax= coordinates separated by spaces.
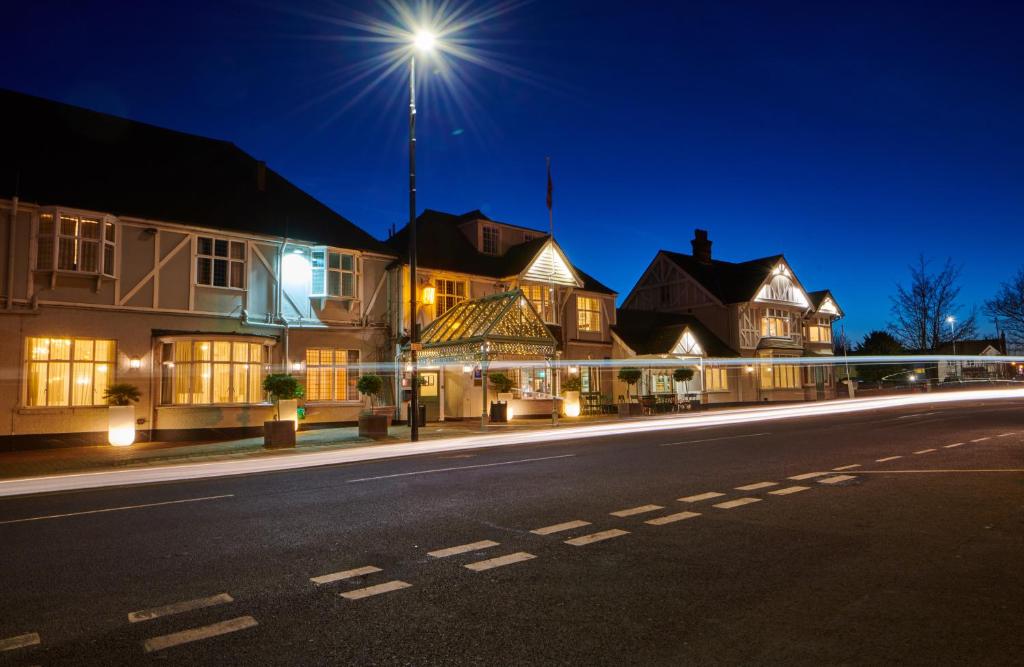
xmin=947 ymin=315 xmax=957 ymax=378
xmin=413 ymin=29 xmax=436 ymax=52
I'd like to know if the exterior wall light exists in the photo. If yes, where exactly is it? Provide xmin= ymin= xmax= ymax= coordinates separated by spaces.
xmin=421 ymin=285 xmax=436 ymax=306
xmin=129 ymin=356 xmax=142 ymax=370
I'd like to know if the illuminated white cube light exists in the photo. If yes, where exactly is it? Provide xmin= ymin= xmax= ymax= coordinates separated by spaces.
xmin=108 ymin=405 xmax=136 ymax=447
xmin=278 ymin=398 xmax=299 ymax=431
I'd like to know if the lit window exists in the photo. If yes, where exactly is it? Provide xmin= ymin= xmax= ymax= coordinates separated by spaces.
xmin=196 ymin=236 xmax=245 ymax=289
xmin=652 ymin=372 xmax=673 ymax=394
xmin=522 ymin=284 xmax=556 ymax=323
xmin=160 ymin=340 xmax=267 ymax=404
xmin=704 ymin=366 xmax=728 ymax=392
xmin=760 ymin=308 xmax=791 ymax=338
xmin=759 ymin=355 xmax=800 ymax=389
xmin=35 ymin=211 xmax=116 ymax=277
xmin=25 ymin=337 xmax=115 ymax=407
xmin=435 ymin=279 xmax=467 ymax=317
xmin=807 ymin=317 xmax=832 ymax=343
xmin=311 ymin=248 xmax=359 ymax=298
xmin=305 ymin=348 xmax=360 ymax=402
xmin=577 ymin=296 xmax=601 ymax=332
xmin=482 ymin=226 xmax=499 ymax=254
xmin=580 ymin=366 xmax=600 ymax=394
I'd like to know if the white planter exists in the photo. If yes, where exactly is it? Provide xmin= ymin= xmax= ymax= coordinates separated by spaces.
xmin=108 ymin=405 xmax=136 ymax=446
xmin=278 ymin=399 xmax=299 ymax=431
xmin=562 ymin=390 xmax=581 ymax=417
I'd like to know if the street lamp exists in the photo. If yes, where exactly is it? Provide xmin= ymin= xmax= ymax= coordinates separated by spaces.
xmin=407 ymin=28 xmax=436 ymax=442
xmin=946 ymin=315 xmax=957 ymax=380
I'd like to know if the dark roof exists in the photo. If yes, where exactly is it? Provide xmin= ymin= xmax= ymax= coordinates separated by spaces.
xmin=934 ymin=338 xmax=1006 ymax=355
xmin=386 ymin=209 xmax=616 ymax=294
xmin=0 ymin=88 xmax=392 ymax=255
xmin=659 ymin=250 xmax=782 ymax=304
xmin=807 ymin=289 xmax=841 ymax=313
xmin=613 ymin=310 xmax=737 ymax=358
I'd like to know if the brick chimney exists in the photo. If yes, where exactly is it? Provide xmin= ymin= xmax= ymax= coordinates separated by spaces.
xmin=691 ymin=229 xmax=712 ymax=264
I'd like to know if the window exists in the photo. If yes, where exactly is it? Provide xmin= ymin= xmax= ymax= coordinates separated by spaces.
xmin=522 ymin=284 xmax=556 ymax=323
xmin=577 ymin=296 xmax=601 ymax=332
xmin=435 ymin=279 xmax=467 ymax=317
xmin=760 ymin=308 xmax=791 ymax=338
xmin=580 ymin=366 xmax=600 ymax=394
xmin=482 ymin=226 xmax=499 ymax=254
xmin=311 ymin=248 xmax=359 ymax=298
xmin=160 ymin=340 xmax=267 ymax=404
xmin=808 ymin=317 xmax=832 ymax=343
xmin=759 ymin=356 xmax=800 ymax=389
xmin=196 ymin=236 xmax=245 ymax=288
xmin=305 ymin=349 xmax=360 ymax=402
xmin=36 ymin=212 xmax=116 ymax=276
xmin=25 ymin=337 xmax=115 ymax=407
xmin=651 ymin=372 xmax=673 ymax=394
xmin=704 ymin=366 xmax=728 ymax=392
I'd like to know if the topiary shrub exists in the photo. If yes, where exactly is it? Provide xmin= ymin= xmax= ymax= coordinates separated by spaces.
xmin=617 ymin=368 xmax=642 ymax=403
xmin=356 ymin=374 xmax=384 ymax=411
xmin=262 ymin=374 xmax=304 ymax=419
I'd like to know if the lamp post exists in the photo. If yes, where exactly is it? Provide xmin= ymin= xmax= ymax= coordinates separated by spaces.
xmin=408 ymin=29 xmax=436 ymax=442
xmin=946 ymin=315 xmax=957 ymax=380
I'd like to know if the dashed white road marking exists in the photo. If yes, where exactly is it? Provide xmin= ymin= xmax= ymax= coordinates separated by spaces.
xmin=128 ymin=593 xmax=234 ymax=623
xmin=610 ymin=504 xmax=664 ymax=517
xmin=0 ymin=495 xmax=234 ymax=525
xmin=944 ymin=442 xmax=964 ymax=448
xmin=913 ymin=448 xmax=937 ymax=455
xmin=660 ymin=432 xmax=770 ymax=447
xmin=531 ymin=520 xmax=590 ymax=535
xmin=713 ymin=497 xmax=762 ymax=509
xmin=818 ymin=475 xmax=857 ymax=485
xmin=142 ymin=616 xmax=257 ymax=653
xmin=833 ymin=464 xmax=861 ymax=471
xmin=876 ymin=456 xmax=902 ymax=462
xmin=788 ymin=472 xmax=830 ymax=480
xmin=735 ymin=481 xmax=778 ymax=491
xmin=428 ymin=540 xmax=499 ymax=559
xmin=769 ymin=486 xmax=810 ymax=496
xmin=678 ymin=491 xmax=725 ymax=503
xmin=971 ymin=437 xmax=991 ymax=443
xmin=855 ymin=469 xmax=1024 ymax=474
xmin=0 ymin=632 xmax=40 ymax=652
xmin=310 ymin=566 xmax=382 ymax=586
xmin=340 ymin=580 xmax=412 ymax=600
xmin=346 ymin=454 xmax=575 ymax=483
xmin=464 ymin=552 xmax=536 ymax=572
xmin=645 ymin=511 xmax=700 ymax=525
xmin=564 ymin=529 xmax=629 ymax=546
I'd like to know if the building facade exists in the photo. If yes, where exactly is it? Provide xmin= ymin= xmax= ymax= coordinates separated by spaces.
xmin=0 ymin=90 xmax=396 ymax=447
xmin=614 ymin=229 xmax=844 ymax=404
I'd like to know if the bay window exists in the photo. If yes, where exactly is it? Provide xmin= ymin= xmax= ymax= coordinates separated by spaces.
xmin=25 ymin=337 xmax=115 ymax=407
xmin=808 ymin=318 xmax=833 ymax=343
xmin=760 ymin=308 xmax=791 ymax=338
xmin=311 ymin=248 xmax=359 ymax=298
xmin=160 ymin=339 xmax=268 ymax=405
xmin=305 ymin=348 xmax=361 ymax=402
xmin=35 ymin=211 xmax=116 ymax=277
xmin=196 ymin=236 xmax=245 ymax=289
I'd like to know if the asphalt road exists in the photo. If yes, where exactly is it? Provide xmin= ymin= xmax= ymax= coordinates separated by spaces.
xmin=1 ymin=398 xmax=1022 ymax=665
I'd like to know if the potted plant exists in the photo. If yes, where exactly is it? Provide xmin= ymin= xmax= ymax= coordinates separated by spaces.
xmin=562 ymin=375 xmax=582 ymax=417
xmin=262 ymin=373 xmax=304 ymax=448
xmin=617 ymin=368 xmax=643 ymax=417
xmin=357 ymin=374 xmax=389 ymax=438
xmin=488 ymin=372 xmax=514 ymax=422
xmin=104 ymin=383 xmax=141 ymax=446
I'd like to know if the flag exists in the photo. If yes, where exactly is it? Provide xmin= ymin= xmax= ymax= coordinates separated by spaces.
xmin=546 ymin=157 xmax=553 ymax=211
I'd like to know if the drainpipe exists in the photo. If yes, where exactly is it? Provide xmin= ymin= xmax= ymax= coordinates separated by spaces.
xmin=6 ymin=196 xmax=18 ymax=309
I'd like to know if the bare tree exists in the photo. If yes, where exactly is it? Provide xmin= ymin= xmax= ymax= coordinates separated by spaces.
xmin=889 ymin=256 xmax=977 ymax=351
xmin=985 ymin=267 xmax=1024 ymax=346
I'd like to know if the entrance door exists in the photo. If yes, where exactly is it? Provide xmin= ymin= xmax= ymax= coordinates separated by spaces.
xmin=419 ymin=371 xmax=440 ymax=422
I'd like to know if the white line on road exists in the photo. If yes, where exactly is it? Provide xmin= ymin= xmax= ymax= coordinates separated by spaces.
xmin=465 ymin=552 xmax=536 ymax=572
xmin=660 ymin=433 xmax=770 ymax=447
xmin=913 ymin=448 xmax=937 ymax=454
xmin=769 ymin=486 xmax=810 ymax=496
xmin=564 ymin=529 xmax=629 ymax=546
xmin=310 ymin=566 xmax=382 ymax=586
xmin=677 ymin=491 xmax=725 ymax=503
xmin=0 ymin=495 xmax=234 ymax=525
xmin=854 ymin=469 xmax=1024 ymax=474
xmin=531 ymin=520 xmax=590 ymax=535
xmin=713 ymin=497 xmax=762 ymax=509
xmin=129 ymin=593 xmax=234 ymax=623
xmin=788 ymin=472 xmax=830 ymax=480
xmin=735 ymin=481 xmax=778 ymax=491
xmin=833 ymin=464 xmax=861 ymax=471
xmin=971 ymin=437 xmax=991 ymax=443
xmin=645 ymin=511 xmax=700 ymax=525
xmin=346 ymin=454 xmax=575 ymax=483
xmin=0 ymin=632 xmax=40 ymax=652
xmin=897 ymin=412 xmax=937 ymax=419
xmin=610 ymin=504 xmax=664 ymax=517
xmin=944 ymin=442 xmax=965 ymax=448
xmin=142 ymin=616 xmax=257 ymax=653
xmin=428 ymin=540 xmax=499 ymax=558
xmin=875 ymin=456 xmax=903 ymax=462
xmin=818 ymin=475 xmax=857 ymax=484
xmin=340 ymin=580 xmax=412 ymax=600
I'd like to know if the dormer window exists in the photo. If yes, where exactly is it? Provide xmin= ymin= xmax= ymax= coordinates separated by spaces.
xmin=482 ymin=225 xmax=499 ymax=255
xmin=35 ymin=210 xmax=116 ymax=277
xmin=311 ymin=248 xmax=359 ymax=298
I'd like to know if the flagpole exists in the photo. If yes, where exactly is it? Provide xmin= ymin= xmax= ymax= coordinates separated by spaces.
xmin=546 ymin=156 xmax=558 ymax=426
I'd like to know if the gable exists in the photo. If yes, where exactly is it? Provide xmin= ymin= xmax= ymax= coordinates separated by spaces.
xmin=623 ymin=253 xmax=721 ymax=311
xmin=753 ymin=261 xmax=810 ymax=308
xmin=520 ymin=240 xmax=583 ymax=287
xmin=670 ymin=328 xmax=704 ymax=356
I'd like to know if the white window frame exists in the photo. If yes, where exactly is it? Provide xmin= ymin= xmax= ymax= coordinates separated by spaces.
xmin=310 ymin=247 xmax=361 ymax=299
xmin=159 ymin=338 xmax=270 ymax=405
xmin=34 ymin=208 xmax=117 ymax=278
xmin=760 ymin=308 xmax=791 ymax=338
xmin=807 ymin=317 xmax=833 ymax=343
xmin=195 ymin=236 xmax=246 ymax=289
xmin=304 ymin=348 xmax=361 ymax=402
xmin=24 ymin=336 xmax=116 ymax=407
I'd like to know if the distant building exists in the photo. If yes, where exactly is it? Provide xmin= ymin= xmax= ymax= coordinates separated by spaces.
xmin=615 ymin=229 xmax=843 ymax=404
xmin=934 ymin=335 xmax=1008 ymax=382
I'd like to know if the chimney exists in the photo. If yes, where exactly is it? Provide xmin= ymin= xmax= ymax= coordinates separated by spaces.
xmin=256 ymin=161 xmax=267 ymax=192
xmin=691 ymin=229 xmax=712 ymax=264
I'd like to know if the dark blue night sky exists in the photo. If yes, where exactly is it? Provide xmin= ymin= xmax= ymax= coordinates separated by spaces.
xmin=3 ymin=1 xmax=1022 ymax=340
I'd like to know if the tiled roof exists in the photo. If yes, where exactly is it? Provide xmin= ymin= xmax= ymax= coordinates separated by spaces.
xmin=0 ymin=88 xmax=392 ymax=255
xmin=613 ymin=310 xmax=737 ymax=358
xmin=659 ymin=250 xmax=783 ymax=304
